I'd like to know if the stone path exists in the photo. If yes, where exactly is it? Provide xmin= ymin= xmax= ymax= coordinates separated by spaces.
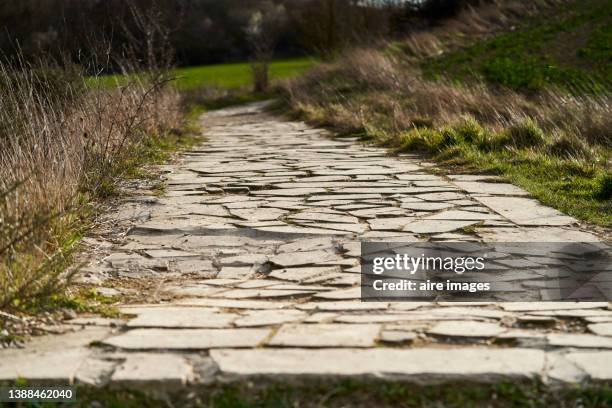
xmin=1 ymin=101 xmax=610 ymax=389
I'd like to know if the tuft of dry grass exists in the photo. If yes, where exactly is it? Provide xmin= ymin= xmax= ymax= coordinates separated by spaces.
xmin=0 ymin=59 xmax=181 ymax=310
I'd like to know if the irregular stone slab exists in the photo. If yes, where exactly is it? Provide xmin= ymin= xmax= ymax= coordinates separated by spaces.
xmin=404 ymin=220 xmax=478 ymax=234
xmin=270 ymin=250 xmax=341 ymax=267
xmin=453 ymin=182 xmax=529 ymax=196
xmin=174 ymin=298 xmax=291 ymax=309
xmin=288 ymin=212 xmax=359 ymax=224
xmin=276 ymin=237 xmax=336 ymax=253
xmin=314 ymin=287 xmax=361 ymax=300
xmin=251 ymin=188 xmax=325 ymax=196
xmin=566 ymin=351 xmax=612 ymax=380
xmin=102 ymin=328 xmax=271 ymax=350
xmin=210 ymin=347 xmax=545 ymax=382
xmin=74 ymin=357 xmax=118 ymax=386
xmin=380 ymin=331 xmax=417 ymax=343
xmin=300 ymin=222 xmax=368 ymax=234
xmin=477 ymin=227 xmax=600 ymax=242
xmin=368 ymin=217 xmax=417 ymax=231
xmin=124 ymin=307 xmax=237 ymax=328
xmin=217 ymin=266 xmax=255 ymax=279
xmin=475 ymin=196 xmax=576 ymax=226
xmin=230 ymin=208 xmax=287 ymax=222
xmin=307 ymin=194 xmax=383 ymax=201
xmin=547 ymin=334 xmax=612 ymax=349
xmin=425 ymin=210 xmax=502 ymax=221
xmin=143 ymin=249 xmax=200 ymax=258
xmin=415 ymin=192 xmax=467 ymax=201
xmin=500 ymin=302 xmax=608 ymax=312
xmin=164 ymin=285 xmax=224 ymax=297
xmin=296 ymin=301 xmax=389 ymax=311
xmin=256 ymin=225 xmax=350 ymax=235
xmin=349 ymin=207 xmax=408 ymax=218
xmin=235 ymin=310 xmax=308 ymax=327
xmin=427 ymin=321 xmax=506 ymax=337
xmin=269 ymin=266 xmax=341 ymax=282
xmin=269 ymin=324 xmax=380 ymax=347
xmin=400 ymin=202 xmax=454 ymax=211
xmin=0 ymin=348 xmax=91 ymax=382
xmin=588 ymin=323 xmax=612 ymax=336
xmin=211 ymin=288 xmax=313 ymax=299
xmin=111 ymin=353 xmax=193 ymax=386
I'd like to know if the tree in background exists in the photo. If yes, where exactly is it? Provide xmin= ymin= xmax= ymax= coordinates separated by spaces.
xmin=245 ymin=2 xmax=288 ymax=92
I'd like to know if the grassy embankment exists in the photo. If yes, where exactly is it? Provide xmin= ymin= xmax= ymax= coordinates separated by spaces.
xmin=283 ymin=0 xmax=611 ymax=228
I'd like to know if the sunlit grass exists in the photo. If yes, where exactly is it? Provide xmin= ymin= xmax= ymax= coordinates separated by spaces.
xmin=90 ymin=57 xmax=318 ymax=90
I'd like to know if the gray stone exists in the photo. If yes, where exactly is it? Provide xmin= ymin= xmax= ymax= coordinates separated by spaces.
xmin=110 ymin=353 xmax=193 ymax=386
xmin=475 ymin=196 xmax=576 ymax=226
xmin=269 ymin=324 xmax=380 ymax=347
xmin=270 ymin=251 xmax=341 ymax=267
xmin=102 ymin=328 xmax=271 ymax=349
xmin=453 ymin=182 xmax=529 ymax=196
xmin=234 ymin=310 xmax=307 ymax=327
xmin=124 ymin=307 xmax=237 ymax=328
xmin=380 ymin=331 xmax=417 ymax=343
xmin=547 ymin=334 xmax=612 ymax=348
xmin=427 ymin=321 xmax=506 ymax=337
xmin=314 ymin=287 xmax=361 ymax=300
xmin=566 ymin=351 xmax=612 ymax=380
xmin=175 ymin=298 xmax=292 ymax=309
xmin=404 ymin=220 xmax=478 ymax=234
xmin=209 ymin=347 xmax=545 ymax=381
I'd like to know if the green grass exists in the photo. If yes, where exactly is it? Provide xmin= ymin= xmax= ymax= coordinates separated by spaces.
xmin=422 ymin=0 xmax=612 ymax=92
xmin=395 ymin=122 xmax=611 ymax=227
xmin=91 ymin=57 xmax=317 ymax=90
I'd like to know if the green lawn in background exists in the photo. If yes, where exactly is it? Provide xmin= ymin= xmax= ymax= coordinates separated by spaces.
xmin=90 ymin=57 xmax=317 ymax=90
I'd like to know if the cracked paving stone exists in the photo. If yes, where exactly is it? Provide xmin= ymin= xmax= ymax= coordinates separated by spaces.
xmin=588 ymin=323 xmax=612 ymax=336
xmin=314 ymin=287 xmax=361 ymax=300
xmin=102 ymin=328 xmax=271 ymax=350
xmin=547 ymin=334 xmax=612 ymax=349
xmin=209 ymin=348 xmax=545 ymax=381
xmin=174 ymin=298 xmax=292 ymax=309
xmin=211 ymin=288 xmax=313 ymax=299
xmin=453 ymin=182 xmax=529 ymax=196
xmin=380 ymin=331 xmax=417 ymax=343
xmin=427 ymin=321 xmax=506 ymax=338
xmin=475 ymin=196 xmax=577 ymax=226
xmin=234 ymin=310 xmax=307 ymax=327
xmin=404 ymin=220 xmax=479 ymax=234
xmin=565 ymin=351 xmax=612 ymax=380
xmin=123 ymin=307 xmax=237 ymax=328
xmin=270 ymin=250 xmax=342 ymax=267
xmin=269 ymin=266 xmax=342 ymax=282
xmin=268 ymin=323 xmax=380 ymax=347
xmin=110 ymin=353 xmax=194 ymax=386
